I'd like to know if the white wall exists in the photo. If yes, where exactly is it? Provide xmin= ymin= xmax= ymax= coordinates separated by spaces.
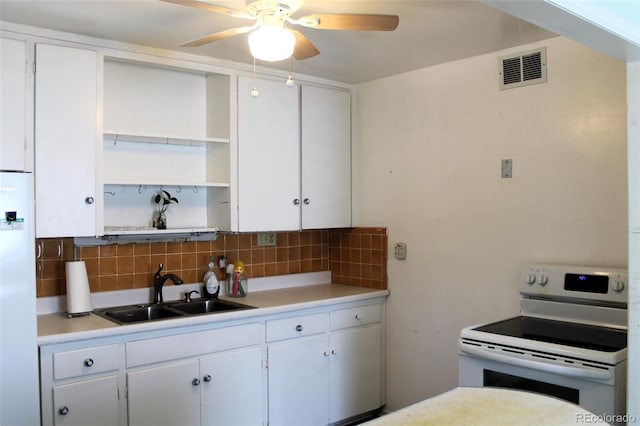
xmin=354 ymin=36 xmax=628 ymax=410
xmin=627 ymin=60 xmax=640 ymax=421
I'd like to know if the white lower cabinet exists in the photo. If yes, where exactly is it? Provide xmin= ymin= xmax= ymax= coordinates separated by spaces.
xmin=53 ymin=375 xmax=120 ymax=426
xmin=329 ymin=325 xmax=382 ymax=423
xmin=39 ymin=298 xmax=385 ymax=426
xmin=127 ymin=347 xmax=263 ymax=426
xmin=127 ymin=359 xmax=200 ymax=426
xmin=40 ymin=343 xmax=126 ymax=426
xmin=267 ymin=303 xmax=384 ymax=426
xmin=268 ymin=334 xmax=329 ymax=426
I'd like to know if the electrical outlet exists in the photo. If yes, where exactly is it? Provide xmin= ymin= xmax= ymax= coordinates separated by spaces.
xmin=257 ymin=232 xmax=277 ymax=246
xmin=394 ymin=243 xmax=407 ymax=260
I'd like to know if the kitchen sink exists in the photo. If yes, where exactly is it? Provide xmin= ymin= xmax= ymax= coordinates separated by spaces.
xmin=167 ymin=299 xmax=254 ymax=315
xmin=94 ymin=305 xmax=182 ymax=324
xmin=93 ymin=299 xmax=254 ymax=325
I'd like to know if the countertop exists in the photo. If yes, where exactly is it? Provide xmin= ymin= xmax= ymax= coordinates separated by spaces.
xmin=37 ymin=283 xmax=388 ymax=345
xmin=363 ymin=387 xmax=608 ymax=425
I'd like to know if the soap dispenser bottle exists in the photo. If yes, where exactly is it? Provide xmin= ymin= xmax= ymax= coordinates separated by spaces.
xmin=202 ymin=256 xmax=220 ymax=299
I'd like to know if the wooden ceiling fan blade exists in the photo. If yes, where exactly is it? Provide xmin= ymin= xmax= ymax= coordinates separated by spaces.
xmin=159 ymin=0 xmax=254 ymax=20
xmin=290 ymin=30 xmax=320 ymax=60
xmin=181 ymin=26 xmax=255 ymax=47
xmin=296 ymin=13 xmax=399 ymax=31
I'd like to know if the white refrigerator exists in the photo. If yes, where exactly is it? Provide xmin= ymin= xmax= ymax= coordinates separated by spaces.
xmin=0 ymin=171 xmax=40 ymax=425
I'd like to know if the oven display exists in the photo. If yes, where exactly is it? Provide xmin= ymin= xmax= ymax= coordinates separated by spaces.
xmin=564 ymin=273 xmax=608 ymax=294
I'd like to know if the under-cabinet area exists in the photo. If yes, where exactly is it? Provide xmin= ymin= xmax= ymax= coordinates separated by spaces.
xmin=38 ymin=290 xmax=386 ymax=426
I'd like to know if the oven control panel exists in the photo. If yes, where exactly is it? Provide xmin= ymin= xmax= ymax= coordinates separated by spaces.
xmin=521 ymin=264 xmax=628 ymax=305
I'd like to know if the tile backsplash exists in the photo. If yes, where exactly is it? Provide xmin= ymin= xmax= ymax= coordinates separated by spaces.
xmin=35 ymin=227 xmax=388 ymax=297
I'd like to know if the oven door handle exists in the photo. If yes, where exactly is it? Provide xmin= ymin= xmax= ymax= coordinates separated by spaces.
xmin=459 ymin=344 xmax=612 ymax=381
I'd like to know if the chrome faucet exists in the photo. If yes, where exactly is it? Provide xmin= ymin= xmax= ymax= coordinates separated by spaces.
xmin=153 ymin=263 xmax=183 ymax=304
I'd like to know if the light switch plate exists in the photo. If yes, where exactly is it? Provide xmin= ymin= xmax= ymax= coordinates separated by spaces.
xmin=501 ymin=159 xmax=513 ymax=178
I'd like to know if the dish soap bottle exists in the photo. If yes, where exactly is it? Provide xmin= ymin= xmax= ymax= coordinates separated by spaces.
xmin=202 ymin=256 xmax=220 ymax=299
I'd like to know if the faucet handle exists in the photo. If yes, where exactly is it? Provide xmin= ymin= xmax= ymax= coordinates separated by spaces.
xmin=185 ymin=290 xmax=200 ymax=303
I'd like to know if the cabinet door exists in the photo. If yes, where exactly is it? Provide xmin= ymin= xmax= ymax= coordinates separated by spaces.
xmin=127 ymin=360 xmax=200 ymax=426
xmin=53 ymin=375 xmax=119 ymax=426
xmin=301 ymin=86 xmax=351 ymax=229
xmin=200 ymin=347 xmax=264 ymax=426
xmin=237 ymin=76 xmax=300 ymax=231
xmin=267 ymin=334 xmax=329 ymax=426
xmin=1 ymin=38 xmax=28 ymax=172
xmin=329 ymin=325 xmax=382 ymax=423
xmin=34 ymin=43 xmax=99 ymax=237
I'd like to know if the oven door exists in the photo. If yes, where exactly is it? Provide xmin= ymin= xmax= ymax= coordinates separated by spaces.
xmin=458 ymin=341 xmax=626 ymax=421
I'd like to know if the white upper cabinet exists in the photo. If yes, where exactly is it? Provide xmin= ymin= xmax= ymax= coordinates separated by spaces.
xmin=237 ymin=76 xmax=352 ymax=232
xmin=1 ymin=38 xmax=29 ymax=172
xmin=301 ymin=85 xmax=352 ymax=229
xmin=102 ymin=59 xmax=232 ymax=234
xmin=237 ymin=75 xmax=300 ymax=232
xmin=34 ymin=43 xmax=100 ymax=238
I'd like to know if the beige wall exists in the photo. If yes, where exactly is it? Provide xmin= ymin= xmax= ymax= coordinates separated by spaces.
xmin=354 ymin=36 xmax=628 ymax=410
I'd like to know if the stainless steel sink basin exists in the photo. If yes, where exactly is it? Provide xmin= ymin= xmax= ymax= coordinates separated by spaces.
xmin=94 ymin=298 xmax=254 ymax=325
xmin=94 ymin=305 xmax=183 ymax=324
xmin=167 ymin=299 xmax=254 ymax=315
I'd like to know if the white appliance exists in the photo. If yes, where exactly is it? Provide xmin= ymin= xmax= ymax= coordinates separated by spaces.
xmin=459 ymin=264 xmax=628 ymax=425
xmin=0 ymin=171 xmax=40 ymax=425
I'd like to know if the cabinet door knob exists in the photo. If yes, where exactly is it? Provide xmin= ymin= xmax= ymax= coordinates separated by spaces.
xmin=293 ymin=198 xmax=300 ymax=205
xmin=295 ymin=324 xmax=303 ymax=332
xmin=324 ymin=351 xmax=330 ymax=356
xmin=58 ymin=406 xmax=69 ymax=416
xmin=355 ymin=314 xmax=362 ymax=320
xmin=331 ymin=350 xmax=337 ymax=355
xmin=84 ymin=358 xmax=94 ymax=367
xmin=303 ymin=198 xmax=310 ymax=205
xmin=85 ymin=196 xmax=95 ymax=205
xmin=203 ymin=375 xmax=212 ymax=383
xmin=192 ymin=378 xmax=200 ymax=386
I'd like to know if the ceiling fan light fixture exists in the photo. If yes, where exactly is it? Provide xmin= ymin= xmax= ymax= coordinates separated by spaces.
xmin=248 ymin=25 xmax=296 ymax=62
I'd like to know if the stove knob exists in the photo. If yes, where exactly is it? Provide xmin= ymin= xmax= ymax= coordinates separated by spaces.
xmin=525 ymin=273 xmax=536 ymax=285
xmin=611 ymin=278 xmax=625 ymax=292
xmin=538 ymin=274 xmax=549 ymax=286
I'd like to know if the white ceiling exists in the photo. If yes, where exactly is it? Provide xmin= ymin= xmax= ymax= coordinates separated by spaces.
xmin=0 ymin=0 xmax=557 ymax=83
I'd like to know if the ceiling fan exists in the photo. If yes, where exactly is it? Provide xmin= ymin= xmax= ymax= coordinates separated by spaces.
xmin=160 ymin=0 xmax=399 ymax=62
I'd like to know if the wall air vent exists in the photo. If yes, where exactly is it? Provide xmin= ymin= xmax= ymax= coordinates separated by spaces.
xmin=499 ymin=47 xmax=547 ymax=90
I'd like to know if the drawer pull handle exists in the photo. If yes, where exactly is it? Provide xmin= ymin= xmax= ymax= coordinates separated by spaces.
xmin=58 ymin=406 xmax=69 ymax=416
xmin=203 ymin=375 xmax=212 ymax=383
xmin=355 ymin=314 xmax=362 ymax=320
xmin=84 ymin=358 xmax=94 ymax=367
xmin=192 ymin=378 xmax=200 ymax=386
xmin=295 ymin=324 xmax=303 ymax=332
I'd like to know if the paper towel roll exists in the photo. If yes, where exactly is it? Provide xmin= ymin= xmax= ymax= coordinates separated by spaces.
xmin=65 ymin=261 xmax=93 ymax=315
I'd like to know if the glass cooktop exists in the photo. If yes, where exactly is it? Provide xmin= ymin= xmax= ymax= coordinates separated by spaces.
xmin=473 ymin=316 xmax=627 ymax=352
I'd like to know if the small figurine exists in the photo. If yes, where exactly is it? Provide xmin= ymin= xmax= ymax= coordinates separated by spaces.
xmin=226 ymin=260 xmax=247 ymax=297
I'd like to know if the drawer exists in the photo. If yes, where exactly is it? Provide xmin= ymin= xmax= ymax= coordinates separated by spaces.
xmin=330 ymin=304 xmax=382 ymax=331
xmin=53 ymin=344 xmax=121 ymax=380
xmin=126 ymin=322 xmax=262 ymax=368
xmin=266 ymin=313 xmax=326 ymax=342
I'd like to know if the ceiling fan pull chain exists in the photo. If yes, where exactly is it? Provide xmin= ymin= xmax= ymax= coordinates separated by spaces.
xmin=286 ymin=56 xmax=294 ymax=88
xmin=251 ymin=56 xmax=259 ymax=98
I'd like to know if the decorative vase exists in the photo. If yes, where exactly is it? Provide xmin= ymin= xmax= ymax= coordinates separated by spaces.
xmin=155 ymin=210 xmax=167 ymax=230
